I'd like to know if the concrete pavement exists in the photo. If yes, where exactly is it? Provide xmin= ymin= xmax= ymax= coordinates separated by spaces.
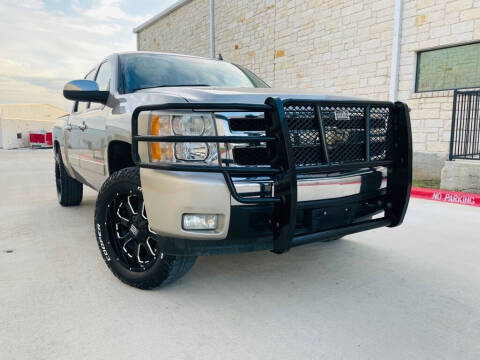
xmin=1 ymin=149 xmax=479 ymax=360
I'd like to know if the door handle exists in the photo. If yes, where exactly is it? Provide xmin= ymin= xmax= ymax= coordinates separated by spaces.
xmin=78 ymin=122 xmax=88 ymax=131
xmin=65 ymin=124 xmax=72 ymax=131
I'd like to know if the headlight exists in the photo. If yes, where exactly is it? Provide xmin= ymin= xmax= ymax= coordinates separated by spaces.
xmin=172 ymin=115 xmax=207 ymax=135
xmin=174 ymin=142 xmax=209 ymax=161
xmin=149 ymin=112 xmax=218 ymax=165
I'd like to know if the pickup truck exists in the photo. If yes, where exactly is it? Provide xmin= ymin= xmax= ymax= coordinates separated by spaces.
xmin=54 ymin=51 xmax=411 ymax=289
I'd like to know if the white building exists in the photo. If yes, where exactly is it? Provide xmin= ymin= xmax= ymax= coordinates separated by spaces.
xmin=0 ymin=104 xmax=67 ymax=149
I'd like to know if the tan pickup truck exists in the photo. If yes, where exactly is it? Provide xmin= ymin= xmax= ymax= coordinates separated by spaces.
xmin=54 ymin=51 xmax=412 ymax=289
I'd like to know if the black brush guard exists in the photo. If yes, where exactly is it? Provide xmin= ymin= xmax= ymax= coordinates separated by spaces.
xmin=131 ymin=98 xmax=412 ymax=254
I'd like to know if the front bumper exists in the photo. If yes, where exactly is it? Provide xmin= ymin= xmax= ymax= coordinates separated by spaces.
xmin=142 ymin=166 xmax=386 ymax=240
xmin=141 ymin=188 xmax=391 ymax=256
xmin=133 ymin=98 xmax=412 ymax=255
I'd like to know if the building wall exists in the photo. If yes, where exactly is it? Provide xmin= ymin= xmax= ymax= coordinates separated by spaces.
xmin=0 ymin=104 xmax=66 ymax=149
xmin=1 ymin=119 xmax=53 ymax=149
xmin=138 ymin=0 xmax=395 ymax=97
xmin=214 ymin=0 xmax=276 ymax=85
xmin=397 ymin=0 xmax=480 ymax=155
xmin=137 ymin=0 xmax=210 ymax=57
xmin=270 ymin=0 xmax=394 ymax=99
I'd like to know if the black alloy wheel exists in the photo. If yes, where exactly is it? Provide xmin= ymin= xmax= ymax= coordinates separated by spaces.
xmin=105 ymin=188 xmax=162 ymax=272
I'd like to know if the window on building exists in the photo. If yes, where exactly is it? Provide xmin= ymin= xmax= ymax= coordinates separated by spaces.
xmin=416 ymin=42 xmax=480 ymax=92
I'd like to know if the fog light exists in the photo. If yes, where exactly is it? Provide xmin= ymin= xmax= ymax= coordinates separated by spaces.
xmin=182 ymin=214 xmax=218 ymax=230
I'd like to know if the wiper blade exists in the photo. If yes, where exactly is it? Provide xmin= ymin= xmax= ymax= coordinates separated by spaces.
xmin=132 ymin=84 xmax=211 ymax=92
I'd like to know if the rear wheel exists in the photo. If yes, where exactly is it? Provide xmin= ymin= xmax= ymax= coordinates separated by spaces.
xmin=55 ymin=150 xmax=83 ymax=206
xmin=94 ymin=167 xmax=197 ymax=289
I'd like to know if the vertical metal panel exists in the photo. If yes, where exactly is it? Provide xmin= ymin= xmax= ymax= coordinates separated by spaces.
xmin=450 ymin=90 xmax=480 ymax=160
xmin=315 ymin=105 xmax=330 ymax=164
xmin=209 ymin=0 xmax=215 ymax=58
xmin=365 ymin=105 xmax=371 ymax=161
xmin=449 ymin=90 xmax=458 ymax=160
xmin=389 ymin=0 xmax=403 ymax=102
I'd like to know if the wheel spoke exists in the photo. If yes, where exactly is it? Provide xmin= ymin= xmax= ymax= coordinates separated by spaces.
xmin=116 ymin=202 xmax=130 ymax=227
xmin=148 ymin=225 xmax=157 ymax=235
xmin=115 ymin=223 xmax=130 ymax=240
xmin=122 ymin=236 xmax=134 ymax=258
xmin=136 ymin=243 xmax=146 ymax=264
xmin=127 ymin=195 xmax=138 ymax=216
xmin=141 ymin=200 xmax=147 ymax=220
xmin=145 ymin=237 xmax=156 ymax=256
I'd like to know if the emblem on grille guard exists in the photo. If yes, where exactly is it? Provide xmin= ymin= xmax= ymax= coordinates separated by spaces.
xmin=326 ymin=128 xmax=349 ymax=146
xmin=334 ymin=109 xmax=351 ymax=121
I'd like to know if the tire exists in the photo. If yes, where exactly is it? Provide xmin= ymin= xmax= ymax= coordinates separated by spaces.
xmin=55 ymin=150 xmax=83 ymax=206
xmin=94 ymin=167 xmax=197 ymax=290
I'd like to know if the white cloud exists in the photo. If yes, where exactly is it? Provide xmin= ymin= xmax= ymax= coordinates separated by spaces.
xmin=0 ymin=0 xmax=151 ymax=110
xmin=19 ymin=0 xmax=44 ymax=9
xmin=82 ymin=0 xmax=145 ymax=22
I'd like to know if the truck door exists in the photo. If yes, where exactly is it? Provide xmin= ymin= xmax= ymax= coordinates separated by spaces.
xmin=67 ymin=68 xmax=97 ymax=184
xmin=75 ymin=60 xmax=111 ymax=189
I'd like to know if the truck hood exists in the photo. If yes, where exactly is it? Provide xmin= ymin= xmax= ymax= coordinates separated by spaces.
xmin=134 ymin=87 xmax=367 ymax=105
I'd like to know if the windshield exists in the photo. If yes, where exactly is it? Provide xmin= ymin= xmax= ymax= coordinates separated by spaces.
xmin=119 ymin=53 xmax=269 ymax=93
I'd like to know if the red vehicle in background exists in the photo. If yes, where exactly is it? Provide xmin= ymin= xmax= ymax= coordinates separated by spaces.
xmin=29 ymin=131 xmax=52 ymax=148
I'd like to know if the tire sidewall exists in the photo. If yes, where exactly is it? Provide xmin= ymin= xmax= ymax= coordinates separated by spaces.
xmin=55 ymin=150 xmax=69 ymax=204
xmin=54 ymin=152 xmax=62 ymax=202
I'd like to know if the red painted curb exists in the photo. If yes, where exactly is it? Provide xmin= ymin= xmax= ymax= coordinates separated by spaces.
xmin=410 ymin=187 xmax=480 ymax=207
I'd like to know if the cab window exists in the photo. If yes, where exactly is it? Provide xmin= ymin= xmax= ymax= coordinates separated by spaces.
xmin=74 ymin=69 xmax=96 ymax=113
xmin=95 ymin=61 xmax=111 ymax=91
xmin=88 ymin=61 xmax=111 ymax=109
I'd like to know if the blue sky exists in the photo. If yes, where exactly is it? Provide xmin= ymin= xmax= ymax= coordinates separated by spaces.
xmin=0 ymin=0 xmax=178 ymax=109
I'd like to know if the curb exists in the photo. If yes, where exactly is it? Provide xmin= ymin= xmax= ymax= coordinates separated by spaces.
xmin=410 ymin=187 xmax=480 ymax=207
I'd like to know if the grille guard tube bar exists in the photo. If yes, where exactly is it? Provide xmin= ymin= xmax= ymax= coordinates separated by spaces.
xmin=131 ymin=98 xmax=412 ymax=253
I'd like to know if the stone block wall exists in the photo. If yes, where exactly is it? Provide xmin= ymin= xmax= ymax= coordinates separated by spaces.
xmin=214 ymin=0 xmax=395 ymax=99
xmin=139 ymin=0 xmax=395 ymax=98
xmin=271 ymin=0 xmax=394 ymax=99
xmin=214 ymin=0 xmax=277 ymax=85
xmin=398 ymin=0 xmax=480 ymax=154
xmin=137 ymin=0 xmax=210 ymax=58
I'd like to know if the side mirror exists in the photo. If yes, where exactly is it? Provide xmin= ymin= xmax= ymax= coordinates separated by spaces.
xmin=63 ymin=80 xmax=109 ymax=104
